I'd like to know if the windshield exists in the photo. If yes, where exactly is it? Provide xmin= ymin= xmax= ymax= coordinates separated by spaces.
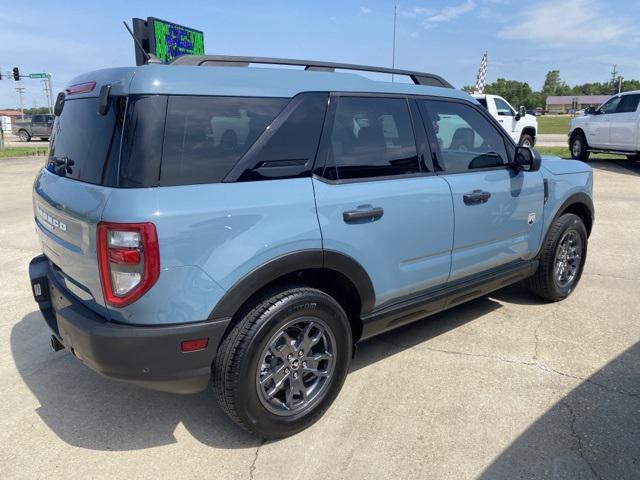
xmin=47 ymin=96 xmax=125 ymax=186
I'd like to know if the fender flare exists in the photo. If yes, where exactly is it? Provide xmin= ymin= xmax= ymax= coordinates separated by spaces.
xmin=208 ymin=249 xmax=376 ymax=321
xmin=549 ymin=191 xmax=595 ymax=235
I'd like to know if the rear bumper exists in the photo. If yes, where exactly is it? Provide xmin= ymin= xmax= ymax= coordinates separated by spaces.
xmin=28 ymin=254 xmax=231 ymax=394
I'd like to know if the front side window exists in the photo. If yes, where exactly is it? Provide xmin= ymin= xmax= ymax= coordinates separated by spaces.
xmin=423 ymin=100 xmax=509 ymax=173
xmin=327 ymin=97 xmax=419 ymax=180
xmin=599 ymin=96 xmax=621 ymax=114
xmin=160 ymin=96 xmax=288 ymax=186
xmin=494 ymin=98 xmax=514 ymax=116
xmin=615 ymin=94 xmax=640 ymax=114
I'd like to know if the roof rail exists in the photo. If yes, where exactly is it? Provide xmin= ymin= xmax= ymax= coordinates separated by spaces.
xmin=169 ymin=55 xmax=454 ymax=89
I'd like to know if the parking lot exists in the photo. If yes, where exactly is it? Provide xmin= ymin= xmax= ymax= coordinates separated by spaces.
xmin=1 ymin=155 xmax=638 ymax=479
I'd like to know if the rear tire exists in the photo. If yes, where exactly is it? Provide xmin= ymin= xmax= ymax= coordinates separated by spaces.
xmin=18 ymin=130 xmax=31 ymax=142
xmin=519 ymin=133 xmax=535 ymax=148
xmin=570 ymin=132 xmax=590 ymax=161
xmin=214 ymin=285 xmax=352 ymax=438
xmin=527 ymin=213 xmax=588 ymax=301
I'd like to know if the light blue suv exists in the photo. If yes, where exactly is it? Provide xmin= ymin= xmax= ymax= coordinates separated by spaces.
xmin=28 ymin=56 xmax=594 ymax=438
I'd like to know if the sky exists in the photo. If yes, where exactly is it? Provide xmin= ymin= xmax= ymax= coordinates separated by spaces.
xmin=1 ymin=0 xmax=640 ymax=109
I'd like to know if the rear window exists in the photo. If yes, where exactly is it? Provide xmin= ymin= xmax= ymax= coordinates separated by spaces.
xmin=160 ymin=96 xmax=288 ymax=186
xmin=47 ymin=97 xmax=125 ymax=185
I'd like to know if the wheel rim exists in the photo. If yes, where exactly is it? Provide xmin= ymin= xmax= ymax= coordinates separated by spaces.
xmin=19 ymin=132 xmax=29 ymax=141
xmin=572 ymin=138 xmax=582 ymax=157
xmin=554 ymin=230 xmax=583 ymax=288
xmin=256 ymin=316 xmax=336 ymax=416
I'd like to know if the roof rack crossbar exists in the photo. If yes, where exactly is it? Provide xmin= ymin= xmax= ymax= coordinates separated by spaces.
xmin=169 ymin=55 xmax=453 ymax=88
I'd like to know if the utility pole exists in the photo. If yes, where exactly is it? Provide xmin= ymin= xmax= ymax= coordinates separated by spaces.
xmin=47 ymin=74 xmax=54 ymax=114
xmin=391 ymin=2 xmax=398 ymax=82
xmin=611 ymin=64 xmax=621 ymax=94
xmin=41 ymin=75 xmax=53 ymax=114
xmin=16 ymin=86 xmax=26 ymax=119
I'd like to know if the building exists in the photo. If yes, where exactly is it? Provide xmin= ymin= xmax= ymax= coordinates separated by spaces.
xmin=545 ymin=95 xmax=612 ymax=114
xmin=0 ymin=109 xmax=24 ymax=133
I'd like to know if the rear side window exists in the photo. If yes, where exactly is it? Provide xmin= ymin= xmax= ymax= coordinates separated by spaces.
xmin=160 ymin=96 xmax=288 ymax=186
xmin=47 ymin=97 xmax=125 ymax=186
xmin=233 ymin=93 xmax=328 ymax=181
xmin=616 ymin=94 xmax=640 ymax=114
xmin=326 ymin=97 xmax=419 ymax=180
xmin=423 ymin=100 xmax=509 ymax=172
xmin=119 ymin=95 xmax=167 ymax=187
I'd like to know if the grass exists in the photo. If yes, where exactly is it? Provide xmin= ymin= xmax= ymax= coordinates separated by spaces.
xmin=537 ymin=116 xmax=572 ymax=135
xmin=536 ymin=146 xmax=627 ymax=160
xmin=0 ymin=146 xmax=49 ymax=159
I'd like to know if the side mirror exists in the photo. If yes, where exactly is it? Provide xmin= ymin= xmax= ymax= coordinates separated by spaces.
xmin=584 ymin=106 xmax=596 ymax=115
xmin=515 ymin=146 xmax=541 ymax=172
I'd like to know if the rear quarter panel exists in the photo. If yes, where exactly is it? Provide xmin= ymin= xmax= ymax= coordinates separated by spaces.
xmin=102 ymin=178 xmax=321 ymax=325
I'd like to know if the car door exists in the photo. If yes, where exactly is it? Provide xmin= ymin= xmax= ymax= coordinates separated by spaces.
xmin=586 ymin=96 xmax=621 ymax=148
xmin=420 ymin=99 xmax=544 ymax=282
xmin=607 ymin=93 xmax=640 ymax=150
xmin=31 ymin=115 xmax=46 ymax=136
xmin=493 ymin=97 xmax=516 ymax=139
xmin=313 ymin=95 xmax=454 ymax=309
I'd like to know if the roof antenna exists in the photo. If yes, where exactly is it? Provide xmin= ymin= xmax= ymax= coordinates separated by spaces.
xmin=122 ymin=21 xmax=162 ymax=64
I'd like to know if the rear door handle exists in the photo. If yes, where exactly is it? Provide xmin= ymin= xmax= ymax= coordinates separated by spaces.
xmin=463 ymin=189 xmax=491 ymax=205
xmin=343 ymin=206 xmax=384 ymax=223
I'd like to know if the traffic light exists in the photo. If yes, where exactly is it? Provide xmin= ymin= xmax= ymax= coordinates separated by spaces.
xmin=12 ymin=67 xmax=19 ymax=81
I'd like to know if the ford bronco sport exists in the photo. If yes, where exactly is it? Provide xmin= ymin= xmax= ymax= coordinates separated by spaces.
xmin=28 ymin=56 xmax=594 ymax=438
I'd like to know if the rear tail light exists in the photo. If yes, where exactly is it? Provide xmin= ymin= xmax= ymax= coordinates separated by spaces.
xmin=98 ymin=222 xmax=160 ymax=307
xmin=65 ymin=81 xmax=96 ymax=95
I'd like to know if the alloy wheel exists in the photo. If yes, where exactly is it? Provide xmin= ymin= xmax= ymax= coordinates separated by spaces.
xmin=256 ymin=317 xmax=336 ymax=416
xmin=554 ymin=229 xmax=583 ymax=287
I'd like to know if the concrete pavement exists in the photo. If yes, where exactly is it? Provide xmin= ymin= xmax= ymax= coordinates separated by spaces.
xmin=1 ymin=156 xmax=638 ymax=479
xmin=536 ymin=133 xmax=569 ymax=148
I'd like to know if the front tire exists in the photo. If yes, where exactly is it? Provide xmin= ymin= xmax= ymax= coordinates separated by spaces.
xmin=527 ymin=213 xmax=588 ymax=301
xmin=214 ymin=286 xmax=352 ymax=438
xmin=570 ymin=132 xmax=590 ymax=161
xmin=18 ymin=130 xmax=31 ymax=142
xmin=519 ymin=133 xmax=535 ymax=148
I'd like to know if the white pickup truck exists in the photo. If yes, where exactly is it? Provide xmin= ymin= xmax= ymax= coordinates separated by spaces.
xmin=569 ymin=90 xmax=640 ymax=161
xmin=473 ymin=94 xmax=538 ymax=147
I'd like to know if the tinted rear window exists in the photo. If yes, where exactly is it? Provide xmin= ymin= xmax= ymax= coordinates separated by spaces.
xmin=47 ymin=97 xmax=125 ymax=185
xmin=160 ymin=96 xmax=288 ymax=186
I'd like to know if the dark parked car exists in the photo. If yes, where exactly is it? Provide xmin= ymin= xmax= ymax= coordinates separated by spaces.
xmin=12 ymin=114 xmax=54 ymax=141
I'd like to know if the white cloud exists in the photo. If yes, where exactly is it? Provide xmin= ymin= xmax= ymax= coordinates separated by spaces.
xmin=410 ymin=31 xmax=420 ymax=39
xmin=427 ymin=0 xmax=476 ymax=23
xmin=500 ymin=0 xmax=629 ymax=46
xmin=360 ymin=7 xmax=372 ymax=15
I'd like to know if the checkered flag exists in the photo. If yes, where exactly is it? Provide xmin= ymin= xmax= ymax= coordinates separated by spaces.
xmin=474 ymin=51 xmax=488 ymax=94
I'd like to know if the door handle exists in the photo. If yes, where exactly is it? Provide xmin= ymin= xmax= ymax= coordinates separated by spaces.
xmin=463 ymin=189 xmax=491 ymax=205
xmin=343 ymin=206 xmax=384 ymax=223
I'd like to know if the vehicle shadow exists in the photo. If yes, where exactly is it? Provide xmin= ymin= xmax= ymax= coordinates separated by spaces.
xmin=11 ymin=311 xmax=260 ymax=451
xmin=478 ymin=341 xmax=640 ymax=479
xmin=585 ymin=157 xmax=640 ymax=176
xmin=12 ymin=292 xmax=509 ymax=451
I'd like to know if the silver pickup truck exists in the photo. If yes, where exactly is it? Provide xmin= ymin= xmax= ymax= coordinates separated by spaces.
xmin=12 ymin=114 xmax=54 ymax=142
